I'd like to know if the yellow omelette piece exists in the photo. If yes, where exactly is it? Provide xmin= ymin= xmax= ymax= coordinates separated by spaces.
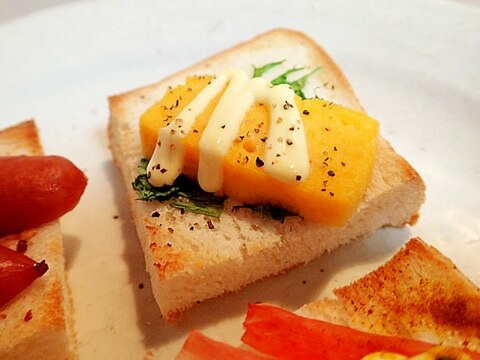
xmin=140 ymin=75 xmax=379 ymax=226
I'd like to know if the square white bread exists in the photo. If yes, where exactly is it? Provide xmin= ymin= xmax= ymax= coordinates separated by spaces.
xmin=298 ymin=237 xmax=480 ymax=352
xmin=108 ymin=28 xmax=425 ymax=320
xmin=0 ymin=120 xmax=77 ymax=359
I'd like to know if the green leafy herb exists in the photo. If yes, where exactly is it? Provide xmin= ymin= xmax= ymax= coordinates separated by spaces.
xmin=133 ymin=160 xmax=296 ymax=222
xmin=232 ymin=203 xmax=298 ymax=223
xmin=274 ymin=67 xmax=321 ymax=100
xmin=132 ymin=172 xmax=180 ymax=201
xmin=252 ymin=61 xmax=321 ymax=99
xmin=270 ymin=66 xmax=305 ymax=85
xmin=252 ymin=60 xmax=286 ymax=78
xmin=132 ymin=159 xmax=226 ymax=217
xmin=171 ymin=197 xmax=224 ymax=218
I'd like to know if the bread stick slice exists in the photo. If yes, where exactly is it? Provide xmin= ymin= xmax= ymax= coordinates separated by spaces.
xmin=0 ymin=120 xmax=77 ymax=360
xmin=298 ymin=237 xmax=480 ymax=352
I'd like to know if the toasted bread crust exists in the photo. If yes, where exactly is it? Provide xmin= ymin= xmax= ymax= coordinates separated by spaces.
xmin=334 ymin=237 xmax=480 ymax=351
xmin=299 ymin=238 xmax=480 ymax=352
xmin=110 ymin=28 xmax=363 ymax=112
xmin=0 ymin=120 xmax=43 ymax=156
xmin=108 ymin=28 xmax=425 ymax=320
xmin=0 ymin=120 xmax=77 ymax=359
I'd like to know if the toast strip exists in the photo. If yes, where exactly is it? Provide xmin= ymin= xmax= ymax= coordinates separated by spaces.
xmin=108 ymin=28 xmax=425 ymax=320
xmin=0 ymin=120 xmax=77 ymax=360
xmin=299 ymin=237 xmax=480 ymax=352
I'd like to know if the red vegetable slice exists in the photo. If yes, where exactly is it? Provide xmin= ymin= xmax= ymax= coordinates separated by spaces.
xmin=176 ymin=330 xmax=269 ymax=360
xmin=241 ymin=304 xmax=480 ymax=360
xmin=0 ymin=245 xmax=48 ymax=308
xmin=0 ymin=155 xmax=87 ymax=235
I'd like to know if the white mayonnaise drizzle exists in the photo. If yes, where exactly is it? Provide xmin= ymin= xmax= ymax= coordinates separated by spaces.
xmin=147 ymin=69 xmax=310 ymax=192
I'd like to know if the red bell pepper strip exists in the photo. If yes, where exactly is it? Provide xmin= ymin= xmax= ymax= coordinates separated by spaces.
xmin=242 ymin=303 xmax=480 ymax=360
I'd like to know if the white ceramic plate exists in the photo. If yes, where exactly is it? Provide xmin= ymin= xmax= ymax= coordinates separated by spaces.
xmin=1 ymin=0 xmax=479 ymax=358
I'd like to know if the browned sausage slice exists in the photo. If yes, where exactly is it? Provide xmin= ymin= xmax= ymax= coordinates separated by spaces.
xmin=0 ymin=155 xmax=87 ymax=235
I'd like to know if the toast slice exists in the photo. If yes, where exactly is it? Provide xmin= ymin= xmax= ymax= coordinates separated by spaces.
xmin=298 ymin=237 xmax=480 ymax=352
xmin=108 ymin=28 xmax=425 ymax=320
xmin=0 ymin=120 xmax=77 ymax=359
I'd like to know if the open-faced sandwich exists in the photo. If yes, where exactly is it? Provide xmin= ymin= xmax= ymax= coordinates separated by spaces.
xmin=108 ymin=28 xmax=425 ymax=320
xmin=176 ymin=238 xmax=480 ymax=359
xmin=0 ymin=120 xmax=87 ymax=359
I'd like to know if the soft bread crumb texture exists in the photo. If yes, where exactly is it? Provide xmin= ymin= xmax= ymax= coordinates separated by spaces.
xmin=0 ymin=120 xmax=77 ymax=359
xmin=108 ymin=28 xmax=425 ymax=320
